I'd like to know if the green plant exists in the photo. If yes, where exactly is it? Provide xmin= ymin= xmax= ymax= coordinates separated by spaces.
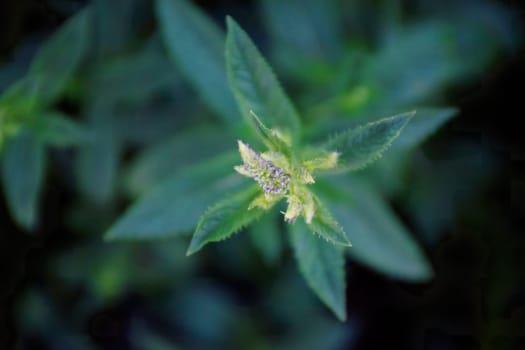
xmin=106 ymin=14 xmax=452 ymax=321
xmin=2 ymin=1 xmax=519 ymax=343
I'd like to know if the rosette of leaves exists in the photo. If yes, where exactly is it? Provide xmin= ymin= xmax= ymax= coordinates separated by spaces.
xmin=186 ymin=18 xmax=422 ymax=321
xmin=107 ymin=4 xmax=446 ymax=321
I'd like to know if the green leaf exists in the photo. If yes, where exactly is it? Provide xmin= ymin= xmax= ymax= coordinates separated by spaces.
xmin=106 ymin=152 xmax=247 ymax=241
xmin=390 ymin=107 xmax=458 ymax=151
xmin=318 ymin=177 xmax=433 ymax=281
xmin=76 ymin=106 xmax=121 ymax=204
xmin=225 ymin=16 xmax=301 ymax=142
xmin=289 ymin=219 xmax=346 ymax=321
xmin=29 ymin=112 xmax=90 ymax=146
xmin=363 ymin=22 xmax=456 ymax=107
xmin=248 ymin=209 xmax=283 ymax=265
xmin=248 ymin=110 xmax=291 ymax=154
xmin=156 ymin=0 xmax=239 ymax=125
xmin=309 ymin=196 xmax=351 ymax=247
xmin=187 ymin=185 xmax=264 ymax=255
xmin=87 ymin=37 xmax=178 ymax=105
xmin=91 ymin=0 xmax=142 ymax=57
xmin=28 ymin=7 xmax=90 ymax=104
xmin=1 ymin=129 xmax=45 ymax=229
xmin=124 ymin=126 xmax=231 ymax=197
xmin=260 ymin=0 xmax=343 ymax=62
xmin=324 ymin=111 xmax=414 ymax=172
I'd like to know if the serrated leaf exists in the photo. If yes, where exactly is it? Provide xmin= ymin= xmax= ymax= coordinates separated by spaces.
xmin=29 ymin=111 xmax=90 ymax=146
xmin=28 ymin=6 xmax=90 ymax=104
xmin=308 ymin=196 xmax=351 ymax=247
xmin=318 ymin=177 xmax=433 ymax=281
xmin=390 ymin=107 xmax=458 ymax=151
xmin=106 ymin=152 xmax=247 ymax=241
xmin=187 ymin=185 xmax=264 ymax=255
xmin=248 ymin=209 xmax=282 ymax=265
xmin=289 ymin=219 xmax=346 ymax=321
xmin=324 ymin=111 xmax=414 ymax=172
xmin=225 ymin=16 xmax=301 ymax=142
xmin=1 ymin=129 xmax=45 ymax=230
xmin=248 ymin=110 xmax=291 ymax=154
xmin=156 ymin=0 xmax=239 ymax=125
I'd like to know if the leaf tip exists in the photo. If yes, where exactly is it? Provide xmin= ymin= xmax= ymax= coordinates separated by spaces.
xmin=186 ymin=237 xmax=202 ymax=256
xmin=335 ymin=309 xmax=347 ymax=322
xmin=225 ymin=15 xmax=237 ymax=30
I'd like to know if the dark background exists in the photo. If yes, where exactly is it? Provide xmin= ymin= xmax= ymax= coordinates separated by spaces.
xmin=1 ymin=0 xmax=525 ymax=349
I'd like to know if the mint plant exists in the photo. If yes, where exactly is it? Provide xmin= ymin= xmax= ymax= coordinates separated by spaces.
xmin=103 ymin=2 xmax=467 ymax=321
xmin=0 ymin=9 xmax=90 ymax=229
xmin=180 ymin=17 xmax=415 ymax=320
xmin=3 ymin=0 xmax=521 ymax=347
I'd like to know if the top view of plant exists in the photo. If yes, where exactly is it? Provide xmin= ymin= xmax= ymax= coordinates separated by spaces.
xmin=1 ymin=0 xmax=524 ymax=349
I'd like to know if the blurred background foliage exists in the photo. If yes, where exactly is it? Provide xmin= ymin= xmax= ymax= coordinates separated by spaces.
xmin=1 ymin=0 xmax=524 ymax=349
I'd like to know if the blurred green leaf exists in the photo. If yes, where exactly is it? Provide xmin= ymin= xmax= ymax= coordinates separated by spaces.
xmin=260 ymin=0 xmax=342 ymax=61
xmin=1 ymin=129 xmax=45 ymax=229
xmin=289 ymin=219 xmax=346 ymax=321
xmin=29 ymin=111 xmax=90 ymax=146
xmin=76 ymin=105 xmax=121 ymax=204
xmin=260 ymin=0 xmax=343 ymax=85
xmin=187 ymin=185 xmax=264 ymax=255
xmin=248 ymin=209 xmax=283 ymax=265
xmin=87 ymin=36 xmax=178 ymax=105
xmin=226 ymin=16 xmax=301 ymax=142
xmin=124 ymin=125 xmax=231 ymax=197
xmin=0 ymin=77 xmax=52 ymax=133
xmin=106 ymin=152 xmax=247 ymax=241
xmin=391 ymin=107 xmax=458 ymax=151
xmin=363 ymin=21 xmax=457 ymax=107
xmin=405 ymin=143 xmax=495 ymax=243
xmin=28 ymin=6 xmax=90 ymax=104
xmin=156 ymin=0 xmax=239 ymax=125
xmin=91 ymin=0 xmax=145 ymax=56
xmin=318 ymin=177 xmax=433 ymax=281
xmin=324 ymin=111 xmax=414 ymax=172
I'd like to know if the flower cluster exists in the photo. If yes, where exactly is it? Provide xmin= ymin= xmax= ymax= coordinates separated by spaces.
xmin=234 ymin=142 xmax=290 ymax=195
xmin=234 ymin=139 xmax=339 ymax=224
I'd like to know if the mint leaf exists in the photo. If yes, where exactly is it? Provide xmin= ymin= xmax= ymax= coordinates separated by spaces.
xmin=309 ymin=196 xmax=351 ymax=247
xmin=106 ymin=152 xmax=246 ymax=241
xmin=124 ymin=126 xmax=231 ymax=197
xmin=30 ymin=111 xmax=90 ymax=146
xmin=156 ymin=0 xmax=238 ymax=125
xmin=290 ymin=219 xmax=346 ymax=321
xmin=76 ymin=109 xmax=121 ymax=204
xmin=187 ymin=185 xmax=264 ymax=255
xmin=325 ymin=111 xmax=414 ymax=172
xmin=226 ymin=17 xmax=301 ymax=142
xmin=318 ymin=177 xmax=433 ymax=281
xmin=391 ymin=107 xmax=458 ymax=151
xmin=28 ymin=7 xmax=90 ymax=104
xmin=1 ymin=129 xmax=45 ymax=230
